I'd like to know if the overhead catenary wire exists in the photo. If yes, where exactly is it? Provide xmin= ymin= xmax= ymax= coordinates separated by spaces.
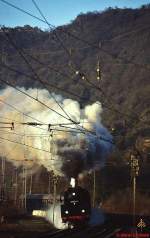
xmin=0 ymin=129 xmax=46 ymax=137
xmin=0 ymin=96 xmax=114 ymax=144
xmin=0 ymin=125 xmax=94 ymax=155
xmin=0 ymin=0 xmax=149 ymax=56
xmin=0 ymin=111 xmax=113 ymax=145
xmin=0 ymin=75 xmax=77 ymax=123
xmin=0 ymin=98 xmax=73 ymax=138
xmin=31 ymin=1 xmax=107 ymax=90
xmin=0 ymin=1 xmax=147 ymax=134
xmin=3 ymin=47 xmax=150 ymax=68
xmin=0 ymin=61 xmax=87 ymax=102
xmin=0 ymin=57 xmax=145 ymax=134
xmin=0 ymin=98 xmax=85 ymax=136
xmin=0 ymin=42 xmax=145 ymax=125
xmin=4 ymin=36 xmax=106 ymax=143
xmin=0 ymin=98 xmax=44 ymax=124
xmin=0 ymin=30 xmax=113 ymax=144
xmin=0 ymin=58 xmax=145 ymax=126
xmin=0 ymin=45 xmax=99 ymax=108
xmin=0 ymin=97 xmax=53 ymax=133
xmin=0 ymin=125 xmax=88 ymax=152
xmin=2 ymin=0 xmax=106 ymax=99
xmin=0 ymin=94 xmax=46 ymax=161
xmin=30 ymin=0 xmax=143 ymax=133
xmin=1 ymin=27 xmax=76 ymax=124
xmin=32 ymin=0 xmax=77 ymax=73
xmin=0 ymin=88 xmax=111 ymax=142
xmin=0 ymin=126 xmax=85 ymax=138
xmin=23 ymin=1 xmax=146 ymax=124
xmin=0 ymin=0 xmax=150 ymax=71
xmin=0 ymin=135 xmax=51 ymax=153
xmin=0 ymin=24 xmax=146 ymax=124
xmin=0 ymin=121 xmax=114 ymax=144
xmin=31 ymin=1 xmax=98 ymax=136
xmin=0 ymin=72 xmax=115 ymax=144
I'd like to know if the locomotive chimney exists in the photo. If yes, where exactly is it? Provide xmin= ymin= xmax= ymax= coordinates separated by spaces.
xmin=70 ymin=177 xmax=78 ymax=188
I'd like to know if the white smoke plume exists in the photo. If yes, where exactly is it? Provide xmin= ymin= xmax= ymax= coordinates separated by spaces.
xmin=46 ymin=203 xmax=68 ymax=229
xmin=0 ymin=87 xmax=113 ymax=177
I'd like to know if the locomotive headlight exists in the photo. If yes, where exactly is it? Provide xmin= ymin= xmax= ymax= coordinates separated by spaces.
xmin=65 ymin=210 xmax=69 ymax=214
xmin=72 ymin=192 xmax=75 ymax=196
xmin=81 ymin=209 xmax=85 ymax=213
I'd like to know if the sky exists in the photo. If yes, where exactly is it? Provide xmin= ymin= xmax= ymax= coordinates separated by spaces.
xmin=0 ymin=0 xmax=150 ymax=29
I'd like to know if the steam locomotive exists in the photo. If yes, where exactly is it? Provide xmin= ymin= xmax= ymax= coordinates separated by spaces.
xmin=61 ymin=185 xmax=91 ymax=227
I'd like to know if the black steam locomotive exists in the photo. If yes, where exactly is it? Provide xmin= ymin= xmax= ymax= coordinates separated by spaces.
xmin=61 ymin=186 xmax=91 ymax=227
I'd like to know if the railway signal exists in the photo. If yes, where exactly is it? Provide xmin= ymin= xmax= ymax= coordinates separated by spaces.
xmin=96 ymin=60 xmax=102 ymax=81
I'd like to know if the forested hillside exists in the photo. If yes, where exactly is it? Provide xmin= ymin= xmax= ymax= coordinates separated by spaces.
xmin=0 ymin=5 xmax=150 ymax=214
xmin=1 ymin=7 xmax=149 ymax=151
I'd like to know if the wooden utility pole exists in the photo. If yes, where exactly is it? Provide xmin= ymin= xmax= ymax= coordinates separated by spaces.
xmin=130 ymin=153 xmax=139 ymax=232
xmin=29 ymin=170 xmax=33 ymax=194
xmin=1 ymin=157 xmax=6 ymax=201
xmin=0 ymin=45 xmax=7 ymax=83
xmin=93 ymin=170 xmax=96 ymax=207
xmin=52 ymin=175 xmax=58 ymax=224
xmin=48 ymin=172 xmax=51 ymax=195
xmin=14 ymin=168 xmax=18 ymax=205
xmin=22 ymin=165 xmax=27 ymax=210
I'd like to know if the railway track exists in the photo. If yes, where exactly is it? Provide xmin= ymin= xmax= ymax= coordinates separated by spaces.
xmin=39 ymin=222 xmax=122 ymax=238
xmin=38 ymin=227 xmax=78 ymax=238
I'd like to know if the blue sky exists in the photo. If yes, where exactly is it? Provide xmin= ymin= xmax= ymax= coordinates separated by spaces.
xmin=0 ymin=0 xmax=150 ymax=29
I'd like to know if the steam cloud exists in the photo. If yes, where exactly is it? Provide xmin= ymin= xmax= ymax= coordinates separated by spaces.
xmin=0 ymin=87 xmax=113 ymax=177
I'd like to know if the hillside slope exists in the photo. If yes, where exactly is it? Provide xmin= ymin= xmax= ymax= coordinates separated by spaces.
xmin=0 ymin=6 xmax=150 ymax=151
